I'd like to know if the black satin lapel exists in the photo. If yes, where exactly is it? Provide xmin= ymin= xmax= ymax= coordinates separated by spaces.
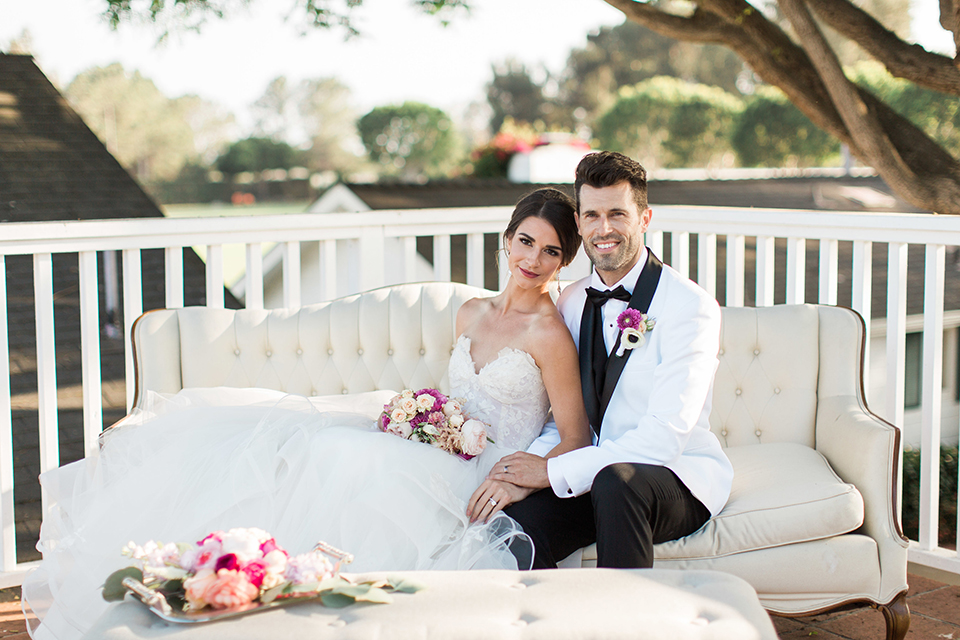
xmin=579 ymin=296 xmax=602 ymax=433
xmin=598 ymin=251 xmax=663 ymax=423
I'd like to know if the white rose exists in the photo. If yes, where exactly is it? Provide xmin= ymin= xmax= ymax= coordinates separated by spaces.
xmin=390 ymin=407 xmax=409 ymax=424
xmin=400 ymin=389 xmax=414 ymax=399
xmin=416 ymin=394 xmax=435 ymax=411
xmin=385 ymin=420 xmax=413 ymax=439
xmin=442 ymin=400 xmax=462 ymax=417
xmin=459 ymin=420 xmax=487 ymax=456
xmin=399 ymin=397 xmax=419 ymax=415
xmin=448 ymin=413 xmax=464 ymax=428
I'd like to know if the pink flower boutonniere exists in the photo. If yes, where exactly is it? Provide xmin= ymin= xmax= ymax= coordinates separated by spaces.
xmin=615 ymin=309 xmax=656 ymax=357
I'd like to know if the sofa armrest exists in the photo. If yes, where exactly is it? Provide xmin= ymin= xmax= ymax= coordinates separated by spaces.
xmin=816 ymin=394 xmax=908 ymax=602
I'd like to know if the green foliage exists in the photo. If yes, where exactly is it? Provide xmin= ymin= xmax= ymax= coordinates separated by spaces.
xmin=560 ymin=21 xmax=745 ymax=126
xmin=487 ymin=60 xmax=552 ymax=134
xmin=102 ymin=567 xmax=143 ymax=602
xmin=215 ymin=137 xmax=303 ymax=176
xmin=850 ymin=62 xmax=960 ymax=157
xmin=901 ymin=446 xmax=958 ymax=545
xmin=731 ymin=86 xmax=840 ymax=167
xmin=66 ymin=63 xmax=198 ymax=182
xmin=594 ymin=77 xmax=742 ymax=169
xmin=357 ymin=102 xmax=461 ymax=179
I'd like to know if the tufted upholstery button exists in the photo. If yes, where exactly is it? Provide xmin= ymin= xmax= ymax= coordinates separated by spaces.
xmin=567 ymin=488 xmax=573 ymax=495
xmin=296 ymin=348 xmax=303 ymax=355
xmin=387 ymin=349 xmax=394 ymax=356
xmin=735 ymin=388 xmax=742 ymax=396
xmin=357 ymin=349 xmax=363 ymax=356
xmin=419 ymin=348 xmax=426 ymax=355
xmin=721 ymin=429 xmax=728 ymax=436
xmin=755 ymin=430 xmax=762 ymax=436
xmin=753 ymin=349 xmax=760 ymax=355
xmin=328 ymin=348 xmax=334 ymax=355
xmin=775 ymin=387 xmax=781 ymax=394
xmin=234 ymin=349 xmax=240 ymax=355
xmin=311 ymin=389 xmax=317 ymax=396
xmin=342 ymin=388 xmax=349 ymax=395
xmin=718 ymin=348 xmax=724 ymax=355
xmin=265 ymin=350 xmax=272 ymax=357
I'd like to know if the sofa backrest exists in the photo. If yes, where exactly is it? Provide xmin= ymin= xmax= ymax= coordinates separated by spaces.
xmin=133 ymin=283 xmax=865 ymax=451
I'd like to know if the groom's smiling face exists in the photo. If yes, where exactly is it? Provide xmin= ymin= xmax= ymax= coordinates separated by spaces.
xmin=577 ymin=182 xmax=653 ymax=286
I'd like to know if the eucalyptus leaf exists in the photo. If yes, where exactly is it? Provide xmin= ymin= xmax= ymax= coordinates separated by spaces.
xmin=102 ymin=567 xmax=143 ymax=602
xmin=352 ymin=587 xmax=393 ymax=604
xmin=260 ymin=582 xmax=292 ymax=604
xmin=320 ymin=592 xmax=356 ymax=608
xmin=387 ymin=577 xmax=426 ymax=594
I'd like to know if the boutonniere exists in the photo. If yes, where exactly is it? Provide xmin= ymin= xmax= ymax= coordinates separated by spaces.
xmin=615 ymin=309 xmax=656 ymax=357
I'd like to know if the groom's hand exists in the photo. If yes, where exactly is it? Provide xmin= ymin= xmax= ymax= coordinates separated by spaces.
xmin=489 ymin=452 xmax=550 ymax=490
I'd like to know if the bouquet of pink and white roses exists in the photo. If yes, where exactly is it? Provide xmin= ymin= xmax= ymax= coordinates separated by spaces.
xmin=379 ymin=388 xmax=492 ymax=459
xmin=103 ymin=527 xmax=419 ymax=617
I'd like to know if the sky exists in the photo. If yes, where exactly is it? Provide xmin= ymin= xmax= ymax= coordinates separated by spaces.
xmin=2 ymin=0 xmax=956 ymax=133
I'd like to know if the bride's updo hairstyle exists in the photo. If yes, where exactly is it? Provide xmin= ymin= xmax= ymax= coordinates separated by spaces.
xmin=503 ymin=188 xmax=580 ymax=268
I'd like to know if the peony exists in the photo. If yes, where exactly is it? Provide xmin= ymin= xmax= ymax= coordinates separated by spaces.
xmin=448 ymin=413 xmax=464 ymax=428
xmin=442 ymin=400 xmax=462 ymax=417
xmin=285 ymin=552 xmax=335 ymax=584
xmin=241 ymin=559 xmax=267 ymax=589
xmin=399 ymin=397 xmax=419 ymax=415
xmin=385 ymin=420 xmax=413 ymax=439
xmin=416 ymin=394 xmax=435 ymax=412
xmin=178 ymin=537 xmax=223 ymax=573
xmin=460 ymin=420 xmax=488 ymax=456
xmin=183 ymin=568 xmax=219 ymax=610
xmin=390 ymin=407 xmax=408 ymax=424
xmin=200 ymin=569 xmax=259 ymax=609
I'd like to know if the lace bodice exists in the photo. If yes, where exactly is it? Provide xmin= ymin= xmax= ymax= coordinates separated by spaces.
xmin=447 ymin=335 xmax=550 ymax=451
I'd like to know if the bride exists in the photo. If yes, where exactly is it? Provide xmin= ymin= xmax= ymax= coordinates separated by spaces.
xmin=21 ymin=188 xmax=591 ymax=639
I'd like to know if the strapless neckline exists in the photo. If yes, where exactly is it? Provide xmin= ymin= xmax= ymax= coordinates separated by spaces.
xmin=456 ymin=335 xmax=541 ymax=376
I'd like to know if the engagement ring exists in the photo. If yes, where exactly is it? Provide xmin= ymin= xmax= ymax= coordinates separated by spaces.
xmin=488 ymin=498 xmax=498 ymax=507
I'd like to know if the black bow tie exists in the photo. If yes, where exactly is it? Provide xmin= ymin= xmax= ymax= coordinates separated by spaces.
xmin=585 ymin=286 xmax=631 ymax=307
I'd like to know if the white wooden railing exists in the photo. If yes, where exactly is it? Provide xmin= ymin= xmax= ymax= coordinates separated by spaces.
xmin=1 ymin=204 xmax=960 ymax=586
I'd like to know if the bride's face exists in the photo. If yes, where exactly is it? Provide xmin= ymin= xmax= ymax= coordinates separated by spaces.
xmin=505 ymin=217 xmax=564 ymax=291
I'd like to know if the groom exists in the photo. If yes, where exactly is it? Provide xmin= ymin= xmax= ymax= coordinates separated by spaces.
xmin=495 ymin=151 xmax=733 ymax=569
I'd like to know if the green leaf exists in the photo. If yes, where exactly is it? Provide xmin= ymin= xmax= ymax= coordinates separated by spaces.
xmin=260 ymin=582 xmax=292 ymax=604
xmin=386 ymin=577 xmax=425 ymax=593
xmin=102 ymin=567 xmax=144 ymax=602
xmin=352 ymin=587 xmax=393 ymax=604
xmin=320 ymin=592 xmax=356 ymax=608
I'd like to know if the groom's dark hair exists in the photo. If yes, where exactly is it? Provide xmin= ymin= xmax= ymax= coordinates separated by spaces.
xmin=574 ymin=151 xmax=648 ymax=213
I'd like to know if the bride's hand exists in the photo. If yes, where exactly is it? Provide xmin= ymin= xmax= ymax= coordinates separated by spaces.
xmin=467 ymin=479 xmax=533 ymax=524
xmin=488 ymin=451 xmax=550 ymax=490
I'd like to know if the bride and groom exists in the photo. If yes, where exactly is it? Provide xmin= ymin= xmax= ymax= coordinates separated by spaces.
xmin=22 ymin=150 xmax=732 ymax=639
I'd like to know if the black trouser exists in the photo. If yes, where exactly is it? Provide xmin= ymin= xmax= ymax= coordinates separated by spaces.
xmin=505 ymin=463 xmax=711 ymax=569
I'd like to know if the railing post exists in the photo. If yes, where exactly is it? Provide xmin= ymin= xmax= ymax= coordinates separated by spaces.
xmin=885 ymin=242 xmax=908 ymax=430
xmin=205 ymin=244 xmax=224 ymax=309
xmin=851 ymin=241 xmax=873 ymax=391
xmin=359 ymin=227 xmax=386 ymax=292
xmin=467 ymin=233 xmax=485 ymax=288
xmin=647 ymin=230 xmax=664 ymax=259
xmin=245 ymin=243 xmax=264 ymax=310
xmin=919 ymin=244 xmax=945 ymax=550
xmin=122 ymin=249 xmax=143 ymax=411
xmin=433 ymin=234 xmax=451 ymax=282
xmin=697 ymin=233 xmax=717 ymax=300
xmin=756 ymin=236 xmax=775 ymax=307
xmin=726 ymin=235 xmax=745 ymax=307
xmin=819 ymin=239 xmax=839 ymax=305
xmin=671 ymin=231 xmax=689 ymax=278
xmin=320 ymin=240 xmax=337 ymax=301
xmin=34 ymin=253 xmax=59 ymax=517
xmin=786 ymin=237 xmax=806 ymax=304
xmin=0 ymin=256 xmax=16 ymax=571
xmin=79 ymin=251 xmax=103 ymax=458
xmin=282 ymin=241 xmax=301 ymax=309
xmin=164 ymin=246 xmax=184 ymax=308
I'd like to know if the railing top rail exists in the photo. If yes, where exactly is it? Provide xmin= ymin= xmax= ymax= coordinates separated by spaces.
xmin=1 ymin=205 xmax=958 ymax=256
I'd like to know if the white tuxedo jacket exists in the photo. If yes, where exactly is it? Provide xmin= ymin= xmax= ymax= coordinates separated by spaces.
xmin=530 ymin=254 xmax=733 ymax=516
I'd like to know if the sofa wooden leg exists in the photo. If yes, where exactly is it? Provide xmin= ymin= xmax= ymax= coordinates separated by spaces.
xmin=878 ymin=591 xmax=910 ymax=640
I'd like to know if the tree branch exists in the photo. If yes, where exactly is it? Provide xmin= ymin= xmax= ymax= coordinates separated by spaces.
xmin=780 ymin=0 xmax=960 ymax=212
xmin=806 ymin=0 xmax=960 ymax=94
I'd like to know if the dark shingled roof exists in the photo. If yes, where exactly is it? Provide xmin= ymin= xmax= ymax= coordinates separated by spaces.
xmin=0 ymin=53 xmax=240 ymax=561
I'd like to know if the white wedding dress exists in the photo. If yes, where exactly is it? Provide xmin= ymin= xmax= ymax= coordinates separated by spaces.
xmin=22 ymin=335 xmax=550 ymax=640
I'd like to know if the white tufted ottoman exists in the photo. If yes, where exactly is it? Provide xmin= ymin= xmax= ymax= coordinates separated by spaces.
xmin=82 ymin=569 xmax=776 ymax=639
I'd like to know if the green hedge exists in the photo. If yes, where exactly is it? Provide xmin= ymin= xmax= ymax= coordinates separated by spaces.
xmin=901 ymin=446 xmax=958 ymax=544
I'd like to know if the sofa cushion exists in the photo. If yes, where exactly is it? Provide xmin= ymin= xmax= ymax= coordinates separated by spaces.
xmin=656 ymin=442 xmax=864 ymax=560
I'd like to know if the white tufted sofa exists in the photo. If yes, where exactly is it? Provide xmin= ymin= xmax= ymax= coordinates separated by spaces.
xmin=128 ymin=282 xmax=909 ymax=640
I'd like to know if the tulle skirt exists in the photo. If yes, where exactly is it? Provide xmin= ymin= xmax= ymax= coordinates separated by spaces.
xmin=21 ymin=388 xmax=533 ymax=639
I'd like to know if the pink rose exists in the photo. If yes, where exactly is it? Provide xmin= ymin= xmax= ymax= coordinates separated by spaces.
xmin=460 ymin=420 xmax=487 ymax=456
xmin=183 ymin=569 xmax=218 ymax=610
xmin=242 ymin=559 xmax=267 ymax=588
xmin=442 ymin=400 xmax=462 ymax=417
xmin=385 ymin=420 xmax=413 ymax=439
xmin=202 ymin=569 xmax=260 ymax=610
xmin=448 ymin=413 xmax=464 ymax=428
xmin=399 ymin=397 xmax=418 ymax=415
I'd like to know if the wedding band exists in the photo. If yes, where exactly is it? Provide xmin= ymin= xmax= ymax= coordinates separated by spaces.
xmin=488 ymin=498 xmax=498 ymax=507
